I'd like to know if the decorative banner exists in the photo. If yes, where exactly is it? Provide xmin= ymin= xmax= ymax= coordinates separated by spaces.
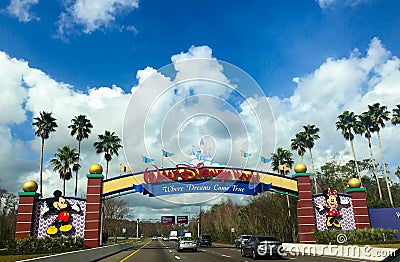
xmin=31 ymin=196 xmax=86 ymax=238
xmin=177 ymin=216 xmax=188 ymax=224
xmin=102 ymin=166 xmax=298 ymax=199
xmin=133 ymin=180 xmax=272 ymax=197
xmin=313 ymin=191 xmax=356 ymax=231
xmin=161 ymin=215 xmax=175 ymax=225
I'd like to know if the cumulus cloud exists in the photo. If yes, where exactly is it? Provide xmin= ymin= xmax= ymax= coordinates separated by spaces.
xmin=272 ymin=37 xmax=400 ymax=180
xmin=123 ymin=46 xmax=273 ymax=178
xmin=56 ymin=0 xmax=139 ymax=37
xmin=1 ymin=39 xmax=400 ymax=219
xmin=5 ymin=0 xmax=39 ymax=22
xmin=316 ymin=0 xmax=370 ymax=9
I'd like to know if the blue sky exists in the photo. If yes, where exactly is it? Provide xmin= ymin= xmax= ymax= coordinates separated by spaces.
xmin=2 ymin=0 xmax=399 ymax=97
xmin=1 ymin=0 xmax=400 ymax=218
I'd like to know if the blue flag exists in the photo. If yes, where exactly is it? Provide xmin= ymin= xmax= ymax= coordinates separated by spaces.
xmin=162 ymin=150 xmax=174 ymax=157
xmin=242 ymin=151 xmax=252 ymax=157
xmin=260 ymin=156 xmax=270 ymax=163
xmin=142 ymin=155 xmax=154 ymax=163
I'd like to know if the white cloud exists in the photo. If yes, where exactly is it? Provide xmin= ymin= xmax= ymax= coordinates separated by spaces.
xmin=5 ymin=0 xmax=39 ymax=22
xmin=316 ymin=0 xmax=370 ymax=9
xmin=317 ymin=0 xmax=336 ymax=9
xmin=56 ymin=0 xmax=139 ymax=37
xmin=272 ymin=37 xmax=400 ymax=181
xmin=1 ymin=39 xmax=400 ymax=218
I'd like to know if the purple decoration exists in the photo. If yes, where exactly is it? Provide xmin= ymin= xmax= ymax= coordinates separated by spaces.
xmin=313 ymin=193 xmax=356 ymax=231
xmin=369 ymin=208 xmax=400 ymax=238
xmin=31 ymin=197 xmax=86 ymax=238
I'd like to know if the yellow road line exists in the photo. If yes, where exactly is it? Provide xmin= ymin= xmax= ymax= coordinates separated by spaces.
xmin=120 ymin=240 xmax=152 ymax=262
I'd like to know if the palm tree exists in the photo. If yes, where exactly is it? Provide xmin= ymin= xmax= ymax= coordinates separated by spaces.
xmin=32 ymin=111 xmax=58 ymax=196
xmin=336 ymin=111 xmax=362 ymax=182
xmin=93 ymin=131 xmax=122 ymax=179
xmin=358 ymin=112 xmax=382 ymax=201
xmin=368 ymin=102 xmax=393 ymax=207
xmin=290 ymin=132 xmax=307 ymax=163
xmin=270 ymin=147 xmax=294 ymax=175
xmin=303 ymin=124 xmax=320 ymax=193
xmin=50 ymin=146 xmax=79 ymax=195
xmin=68 ymin=115 xmax=93 ymax=196
xmin=392 ymin=104 xmax=400 ymax=126
xmin=270 ymin=147 xmax=295 ymax=232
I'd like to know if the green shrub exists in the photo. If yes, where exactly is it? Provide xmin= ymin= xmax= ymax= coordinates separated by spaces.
xmin=314 ymin=228 xmax=399 ymax=245
xmin=5 ymin=237 xmax=84 ymax=254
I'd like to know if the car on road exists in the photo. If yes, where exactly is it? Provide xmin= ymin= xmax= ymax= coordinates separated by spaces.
xmin=177 ymin=236 xmax=197 ymax=252
xmin=234 ymin=234 xmax=251 ymax=248
xmin=241 ymin=236 xmax=283 ymax=259
xmin=152 ymin=236 xmax=158 ymax=241
xmin=162 ymin=235 xmax=169 ymax=241
xmin=198 ymin=234 xmax=212 ymax=246
xmin=382 ymin=248 xmax=400 ymax=261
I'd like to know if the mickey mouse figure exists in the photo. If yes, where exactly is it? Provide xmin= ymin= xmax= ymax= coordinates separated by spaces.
xmin=41 ymin=190 xmax=81 ymax=236
xmin=315 ymin=188 xmax=349 ymax=229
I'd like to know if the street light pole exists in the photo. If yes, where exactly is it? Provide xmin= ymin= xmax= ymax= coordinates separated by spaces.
xmin=196 ymin=204 xmax=202 ymax=238
xmin=136 ymin=218 xmax=139 ymax=240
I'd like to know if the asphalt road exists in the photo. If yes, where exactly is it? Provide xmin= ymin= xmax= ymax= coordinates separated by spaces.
xmin=96 ymin=239 xmax=372 ymax=262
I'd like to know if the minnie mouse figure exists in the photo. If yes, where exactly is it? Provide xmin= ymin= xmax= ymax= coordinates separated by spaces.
xmin=41 ymin=190 xmax=81 ymax=236
xmin=315 ymin=188 xmax=349 ymax=229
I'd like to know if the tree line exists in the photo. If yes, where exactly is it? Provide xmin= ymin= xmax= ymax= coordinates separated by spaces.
xmin=199 ymin=158 xmax=400 ymax=243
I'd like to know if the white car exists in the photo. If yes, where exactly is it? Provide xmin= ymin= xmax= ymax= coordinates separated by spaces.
xmin=177 ymin=236 xmax=197 ymax=252
xmin=152 ymin=236 xmax=158 ymax=241
xmin=162 ymin=236 xmax=169 ymax=241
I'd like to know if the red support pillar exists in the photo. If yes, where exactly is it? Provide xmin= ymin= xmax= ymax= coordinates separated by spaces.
xmin=15 ymin=192 xmax=40 ymax=238
xmin=293 ymin=173 xmax=316 ymax=243
xmin=345 ymin=187 xmax=370 ymax=229
xmin=84 ymin=173 xmax=103 ymax=248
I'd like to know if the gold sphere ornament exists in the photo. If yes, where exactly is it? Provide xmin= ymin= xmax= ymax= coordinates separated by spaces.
xmin=294 ymin=163 xmax=307 ymax=173
xmin=348 ymin=178 xmax=361 ymax=188
xmin=89 ymin=164 xmax=103 ymax=174
xmin=23 ymin=180 xmax=38 ymax=192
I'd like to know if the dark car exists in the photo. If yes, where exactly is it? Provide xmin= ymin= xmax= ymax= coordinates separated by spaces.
xmin=234 ymin=234 xmax=251 ymax=248
xmin=241 ymin=236 xmax=283 ymax=259
xmin=382 ymin=248 xmax=400 ymax=261
xmin=198 ymin=234 xmax=212 ymax=246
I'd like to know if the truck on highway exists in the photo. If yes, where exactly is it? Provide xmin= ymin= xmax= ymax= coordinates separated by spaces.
xmin=169 ymin=230 xmax=178 ymax=241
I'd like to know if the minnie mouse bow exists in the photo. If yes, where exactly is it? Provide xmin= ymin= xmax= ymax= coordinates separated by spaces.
xmin=327 ymin=188 xmax=338 ymax=197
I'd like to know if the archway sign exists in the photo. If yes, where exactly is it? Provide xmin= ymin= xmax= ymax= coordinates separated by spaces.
xmin=101 ymin=164 xmax=299 ymax=200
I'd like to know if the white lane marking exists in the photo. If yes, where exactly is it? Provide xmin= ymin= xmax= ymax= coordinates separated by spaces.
xmin=174 ymin=255 xmax=181 ymax=260
xmin=324 ymin=256 xmax=366 ymax=261
xmin=169 ymin=250 xmax=172 ymax=253
xmin=221 ymin=254 xmax=231 ymax=257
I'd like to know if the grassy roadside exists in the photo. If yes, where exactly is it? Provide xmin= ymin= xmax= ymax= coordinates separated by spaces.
xmin=0 ymin=253 xmax=56 ymax=262
xmin=0 ymin=240 xmax=143 ymax=262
